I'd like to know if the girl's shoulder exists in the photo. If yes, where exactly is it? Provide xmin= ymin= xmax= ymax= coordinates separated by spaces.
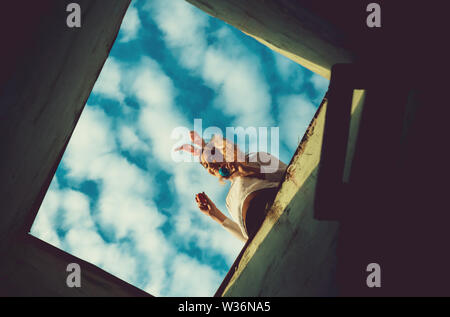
xmin=246 ymin=152 xmax=288 ymax=171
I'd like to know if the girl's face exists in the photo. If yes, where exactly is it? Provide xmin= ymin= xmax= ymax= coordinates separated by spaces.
xmin=200 ymin=145 xmax=230 ymax=179
xmin=200 ymin=151 xmax=222 ymax=178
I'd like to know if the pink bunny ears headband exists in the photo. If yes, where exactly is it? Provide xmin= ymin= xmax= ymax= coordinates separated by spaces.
xmin=174 ymin=131 xmax=206 ymax=157
xmin=174 ymin=131 xmax=245 ymax=163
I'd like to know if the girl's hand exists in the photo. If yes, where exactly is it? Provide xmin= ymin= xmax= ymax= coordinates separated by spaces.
xmin=195 ymin=192 xmax=215 ymax=216
xmin=195 ymin=192 xmax=227 ymax=224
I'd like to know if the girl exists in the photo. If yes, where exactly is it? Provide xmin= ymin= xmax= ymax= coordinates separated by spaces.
xmin=175 ymin=131 xmax=287 ymax=242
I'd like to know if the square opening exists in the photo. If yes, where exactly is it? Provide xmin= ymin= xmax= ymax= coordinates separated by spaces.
xmin=30 ymin=0 xmax=328 ymax=296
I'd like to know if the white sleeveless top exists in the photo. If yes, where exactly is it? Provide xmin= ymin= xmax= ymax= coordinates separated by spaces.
xmin=222 ymin=152 xmax=287 ymax=241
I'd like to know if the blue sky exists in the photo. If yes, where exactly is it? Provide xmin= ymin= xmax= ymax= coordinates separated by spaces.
xmin=30 ymin=0 xmax=328 ymax=296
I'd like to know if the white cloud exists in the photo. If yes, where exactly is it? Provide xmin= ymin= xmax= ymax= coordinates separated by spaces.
xmin=32 ymin=3 xmax=273 ymax=295
xmin=64 ymin=228 xmax=107 ymax=266
xmin=62 ymin=102 xmax=165 ymax=238
xmin=168 ymin=253 xmax=223 ymax=296
xmin=188 ymin=222 xmax=244 ymax=266
xmin=33 ymin=178 xmax=139 ymax=284
xmin=65 ymin=227 xmax=138 ymax=283
xmin=118 ymin=124 xmax=150 ymax=153
xmin=31 ymin=179 xmax=62 ymax=249
xmin=127 ymin=57 xmax=190 ymax=167
xmin=60 ymin=189 xmax=94 ymax=230
xmin=273 ymin=52 xmax=305 ymax=88
xmin=147 ymin=2 xmax=274 ymax=128
xmin=95 ymin=153 xmax=155 ymax=198
xmin=146 ymin=0 xmax=209 ymax=70
xmin=119 ymin=4 xmax=141 ymax=43
xmin=97 ymin=183 xmax=165 ymax=239
xmin=59 ymin=76 xmax=233 ymax=296
xmin=169 ymin=161 xmax=243 ymax=266
xmin=126 ymin=56 xmax=244 ymax=265
xmin=92 ymin=57 xmax=125 ymax=102
xmin=310 ymin=73 xmax=329 ymax=94
xmin=202 ymin=45 xmax=273 ymax=127
xmin=97 ymin=53 xmax=242 ymax=267
xmin=278 ymin=94 xmax=318 ymax=150
xmin=62 ymin=105 xmax=116 ymax=181
xmin=136 ymin=230 xmax=174 ymax=296
xmin=116 ymin=8 xmax=253 ymax=269
xmin=57 ymin=100 xmax=173 ymax=289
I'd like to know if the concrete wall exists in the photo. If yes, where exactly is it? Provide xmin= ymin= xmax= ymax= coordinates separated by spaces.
xmin=0 ymin=0 xmax=151 ymax=296
xmin=0 ymin=235 xmax=149 ymax=296
xmin=217 ymin=84 xmax=450 ymax=296
xmin=0 ymin=0 xmax=130 ymax=250
xmin=219 ymin=92 xmax=366 ymax=296
xmin=1 ymin=0 xmax=447 ymax=297
xmin=185 ymin=1 xmax=449 ymax=296
xmin=185 ymin=0 xmax=354 ymax=79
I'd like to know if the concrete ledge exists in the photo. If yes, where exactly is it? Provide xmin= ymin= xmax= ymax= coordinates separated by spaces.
xmin=0 ymin=234 xmax=150 ymax=296
xmin=218 ymin=91 xmax=366 ymax=296
xmin=185 ymin=0 xmax=354 ymax=79
xmin=0 ymin=0 xmax=131 ymax=250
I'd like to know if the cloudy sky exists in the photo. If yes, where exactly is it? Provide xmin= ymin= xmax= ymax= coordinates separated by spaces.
xmin=31 ymin=0 xmax=328 ymax=296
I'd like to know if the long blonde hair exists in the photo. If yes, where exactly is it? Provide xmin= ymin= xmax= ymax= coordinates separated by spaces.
xmin=174 ymin=131 xmax=267 ymax=183
xmin=202 ymin=135 xmax=266 ymax=183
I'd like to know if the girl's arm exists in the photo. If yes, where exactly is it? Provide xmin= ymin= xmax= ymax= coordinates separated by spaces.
xmin=195 ymin=192 xmax=247 ymax=242
xmin=232 ymin=152 xmax=287 ymax=181
xmin=222 ymin=217 xmax=247 ymax=242
xmin=195 ymin=192 xmax=227 ymax=224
